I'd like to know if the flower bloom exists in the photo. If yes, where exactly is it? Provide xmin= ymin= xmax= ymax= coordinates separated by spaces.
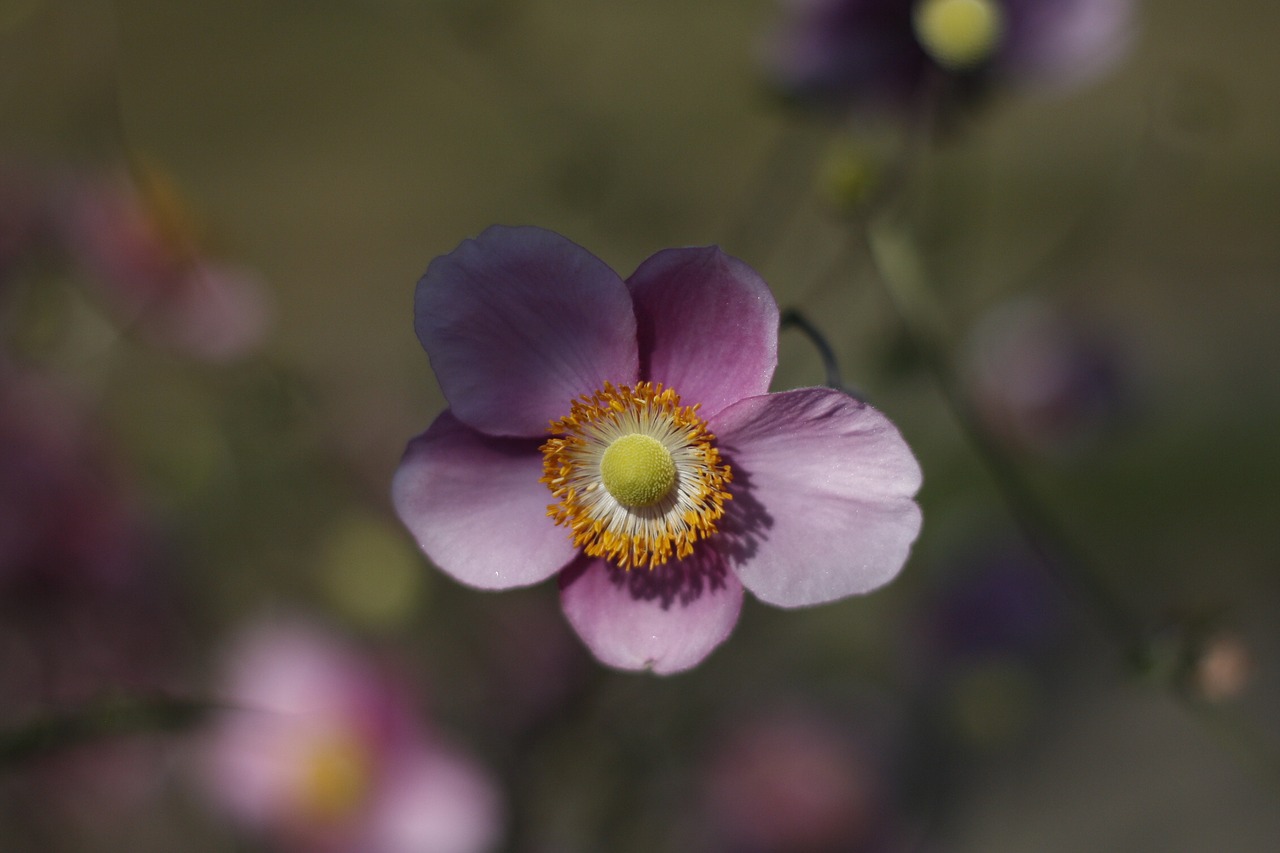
xmin=702 ymin=707 xmax=897 ymax=852
xmin=963 ymin=297 xmax=1128 ymax=454
xmin=0 ymin=361 xmax=184 ymax=829
xmin=199 ymin=618 xmax=503 ymax=853
xmin=59 ymin=172 xmax=271 ymax=361
xmin=0 ymin=168 xmax=51 ymax=287
xmin=394 ymin=226 xmax=922 ymax=674
xmin=0 ymin=360 xmax=148 ymax=592
xmin=916 ymin=537 xmax=1064 ymax=667
xmin=765 ymin=0 xmax=1135 ymax=112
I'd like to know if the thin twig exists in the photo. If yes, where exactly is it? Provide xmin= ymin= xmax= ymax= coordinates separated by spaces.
xmin=780 ymin=308 xmax=846 ymax=391
xmin=861 ymin=224 xmax=1146 ymax=659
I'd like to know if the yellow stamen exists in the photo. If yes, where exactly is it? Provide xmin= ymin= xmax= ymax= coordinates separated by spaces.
xmin=913 ymin=0 xmax=1005 ymax=70
xmin=296 ymin=732 xmax=372 ymax=822
xmin=540 ymin=382 xmax=732 ymax=570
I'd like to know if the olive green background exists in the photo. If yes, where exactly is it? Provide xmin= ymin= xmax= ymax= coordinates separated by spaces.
xmin=3 ymin=1 xmax=1278 ymax=850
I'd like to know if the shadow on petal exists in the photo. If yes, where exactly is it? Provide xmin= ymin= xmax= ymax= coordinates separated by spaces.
xmin=559 ymin=545 xmax=732 ymax=610
xmin=712 ymin=450 xmax=774 ymax=568
xmin=554 ymin=452 xmax=775 ymax=672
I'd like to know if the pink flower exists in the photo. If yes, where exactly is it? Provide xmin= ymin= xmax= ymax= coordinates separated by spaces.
xmin=0 ymin=364 xmax=183 ymax=831
xmin=963 ymin=297 xmax=1128 ymax=454
xmin=0 ymin=168 xmax=51 ymax=285
xmin=394 ymin=226 xmax=922 ymax=674
xmin=765 ymin=0 xmax=1136 ymax=114
xmin=59 ymin=173 xmax=271 ymax=362
xmin=0 ymin=361 xmax=146 ymax=591
xmin=703 ymin=708 xmax=892 ymax=852
xmin=199 ymin=618 xmax=503 ymax=853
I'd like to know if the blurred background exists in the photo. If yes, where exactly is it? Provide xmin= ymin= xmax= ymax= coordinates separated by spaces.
xmin=1 ymin=0 xmax=1278 ymax=850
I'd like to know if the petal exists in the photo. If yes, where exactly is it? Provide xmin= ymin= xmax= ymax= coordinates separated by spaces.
xmin=415 ymin=226 xmax=639 ymax=437
xmin=999 ymin=0 xmax=1135 ymax=88
xmin=764 ymin=0 xmax=929 ymax=107
xmin=159 ymin=263 xmax=272 ymax=362
xmin=392 ymin=410 xmax=576 ymax=590
xmin=627 ymin=246 xmax=778 ymax=419
xmin=558 ymin=551 xmax=743 ymax=675
xmin=199 ymin=714 xmax=297 ymax=828
xmin=710 ymin=388 xmax=922 ymax=608
xmin=360 ymin=745 xmax=504 ymax=853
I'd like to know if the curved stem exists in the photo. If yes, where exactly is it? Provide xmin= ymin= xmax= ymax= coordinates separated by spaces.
xmin=779 ymin=308 xmax=846 ymax=391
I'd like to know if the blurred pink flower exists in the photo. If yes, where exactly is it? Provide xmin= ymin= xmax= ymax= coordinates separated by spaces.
xmin=199 ymin=618 xmax=502 ymax=853
xmin=963 ymin=297 xmax=1129 ymax=454
xmin=59 ymin=172 xmax=271 ymax=361
xmin=703 ymin=708 xmax=892 ymax=852
xmin=0 ymin=168 xmax=52 ymax=285
xmin=394 ymin=226 xmax=921 ymax=674
xmin=765 ymin=0 xmax=1135 ymax=115
xmin=0 ymin=361 xmax=146 ymax=592
xmin=0 ymin=363 xmax=184 ymax=832
xmin=919 ymin=538 xmax=1064 ymax=666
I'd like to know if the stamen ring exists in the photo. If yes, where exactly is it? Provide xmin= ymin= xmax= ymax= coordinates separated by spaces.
xmin=540 ymin=382 xmax=732 ymax=570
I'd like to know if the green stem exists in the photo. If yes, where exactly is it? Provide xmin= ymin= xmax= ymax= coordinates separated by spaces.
xmin=0 ymin=694 xmax=214 ymax=770
xmin=780 ymin=308 xmax=846 ymax=391
xmin=863 ymin=223 xmax=1147 ymax=659
xmin=859 ymin=222 xmax=1280 ymax=794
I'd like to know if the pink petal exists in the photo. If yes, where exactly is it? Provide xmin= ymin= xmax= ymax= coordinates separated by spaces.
xmin=199 ymin=618 xmax=382 ymax=829
xmin=360 ymin=745 xmax=504 ymax=853
xmin=392 ymin=411 xmax=577 ymax=590
xmin=415 ymin=226 xmax=640 ymax=437
xmin=627 ymin=246 xmax=778 ymax=419
xmin=1000 ymin=0 xmax=1135 ymax=89
xmin=199 ymin=713 xmax=299 ymax=829
xmin=558 ymin=552 xmax=743 ymax=675
xmin=711 ymin=388 xmax=922 ymax=608
xmin=157 ymin=263 xmax=272 ymax=362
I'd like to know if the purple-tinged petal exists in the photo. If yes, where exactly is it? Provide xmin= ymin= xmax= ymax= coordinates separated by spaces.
xmin=558 ymin=552 xmax=743 ymax=675
xmin=392 ymin=410 xmax=576 ymax=590
xmin=999 ymin=0 xmax=1135 ymax=89
xmin=415 ymin=226 xmax=639 ymax=437
xmin=763 ymin=0 xmax=930 ymax=109
xmin=711 ymin=388 xmax=922 ymax=608
xmin=627 ymin=246 xmax=779 ymax=419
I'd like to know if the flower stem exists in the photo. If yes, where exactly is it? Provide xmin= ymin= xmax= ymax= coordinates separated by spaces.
xmin=722 ymin=121 xmax=827 ymax=269
xmin=863 ymin=221 xmax=1146 ymax=659
xmin=779 ymin=308 xmax=846 ymax=391
xmin=859 ymin=222 xmax=1280 ymax=793
xmin=0 ymin=694 xmax=214 ymax=770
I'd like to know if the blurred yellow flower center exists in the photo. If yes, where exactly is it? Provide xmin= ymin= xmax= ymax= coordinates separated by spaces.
xmin=541 ymin=382 xmax=732 ymax=570
xmin=297 ymin=732 xmax=372 ymax=822
xmin=600 ymin=433 xmax=677 ymax=507
xmin=913 ymin=0 xmax=1005 ymax=69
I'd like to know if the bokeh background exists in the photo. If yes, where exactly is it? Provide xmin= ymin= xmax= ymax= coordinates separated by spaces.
xmin=2 ymin=0 xmax=1278 ymax=850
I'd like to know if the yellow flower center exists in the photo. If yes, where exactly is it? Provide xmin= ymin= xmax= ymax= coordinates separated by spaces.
xmin=540 ymin=382 xmax=732 ymax=570
xmin=296 ymin=731 xmax=372 ymax=822
xmin=599 ymin=434 xmax=677 ymax=507
xmin=913 ymin=0 xmax=1005 ymax=70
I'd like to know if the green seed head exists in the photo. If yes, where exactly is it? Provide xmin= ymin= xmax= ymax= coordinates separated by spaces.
xmin=600 ymin=434 xmax=677 ymax=507
xmin=913 ymin=0 xmax=1005 ymax=70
